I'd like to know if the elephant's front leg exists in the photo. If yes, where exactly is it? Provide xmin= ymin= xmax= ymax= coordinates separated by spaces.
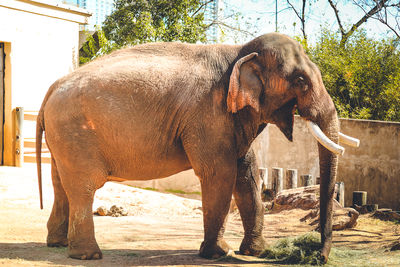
xmin=198 ymin=164 xmax=236 ymax=259
xmin=182 ymin=120 xmax=238 ymax=259
xmin=233 ymin=149 xmax=266 ymax=256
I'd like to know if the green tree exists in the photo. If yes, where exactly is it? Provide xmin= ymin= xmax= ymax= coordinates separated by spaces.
xmin=305 ymin=29 xmax=400 ymax=121
xmin=79 ymin=28 xmax=117 ymax=65
xmin=102 ymin=0 xmax=207 ymax=46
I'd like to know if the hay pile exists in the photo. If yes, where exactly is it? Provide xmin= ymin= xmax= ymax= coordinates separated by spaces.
xmin=259 ymin=232 xmax=324 ymax=265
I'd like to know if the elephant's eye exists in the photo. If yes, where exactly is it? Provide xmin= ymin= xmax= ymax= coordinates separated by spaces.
xmin=294 ymin=76 xmax=308 ymax=91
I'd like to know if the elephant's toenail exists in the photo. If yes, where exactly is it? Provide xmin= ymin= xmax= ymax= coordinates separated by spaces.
xmin=80 ymin=255 xmax=87 ymax=260
xmin=93 ymin=253 xmax=100 ymax=259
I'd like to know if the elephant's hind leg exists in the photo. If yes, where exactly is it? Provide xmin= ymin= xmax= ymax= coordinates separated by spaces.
xmin=233 ymin=149 xmax=266 ymax=256
xmin=47 ymin=157 xmax=69 ymax=247
xmin=56 ymin=157 xmax=107 ymax=260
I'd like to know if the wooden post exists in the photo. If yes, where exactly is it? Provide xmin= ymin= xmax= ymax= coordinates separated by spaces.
xmin=285 ymin=169 xmax=297 ymax=189
xmin=272 ymin=167 xmax=283 ymax=194
xmin=353 ymin=191 xmax=367 ymax=207
xmin=300 ymin=174 xmax=313 ymax=187
xmin=13 ymin=107 xmax=24 ymax=167
xmin=259 ymin=167 xmax=268 ymax=191
xmin=335 ymin=182 xmax=345 ymax=207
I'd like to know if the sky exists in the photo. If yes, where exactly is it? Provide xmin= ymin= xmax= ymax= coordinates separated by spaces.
xmin=56 ymin=0 xmax=397 ymax=44
xmin=220 ymin=0 xmax=396 ymax=44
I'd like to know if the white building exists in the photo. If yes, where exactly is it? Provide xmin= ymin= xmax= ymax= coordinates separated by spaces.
xmin=0 ymin=0 xmax=90 ymax=166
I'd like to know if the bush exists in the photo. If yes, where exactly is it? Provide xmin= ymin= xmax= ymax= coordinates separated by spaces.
xmin=304 ymin=29 xmax=400 ymax=122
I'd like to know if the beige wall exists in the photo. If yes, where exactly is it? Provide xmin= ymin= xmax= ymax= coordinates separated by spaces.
xmin=0 ymin=0 xmax=89 ymax=165
xmin=252 ymin=118 xmax=320 ymax=184
xmin=338 ymin=119 xmax=400 ymax=210
xmin=257 ymin=117 xmax=400 ymax=210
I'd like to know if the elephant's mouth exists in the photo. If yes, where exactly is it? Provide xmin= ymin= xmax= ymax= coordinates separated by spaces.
xmin=271 ymin=98 xmax=360 ymax=154
xmin=270 ymin=98 xmax=297 ymax=142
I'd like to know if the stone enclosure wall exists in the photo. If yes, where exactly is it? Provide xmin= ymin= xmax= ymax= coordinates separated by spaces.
xmin=127 ymin=117 xmax=400 ymax=210
xmin=254 ymin=117 xmax=400 ymax=210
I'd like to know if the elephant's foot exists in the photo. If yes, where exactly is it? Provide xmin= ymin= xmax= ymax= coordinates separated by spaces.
xmin=68 ymin=242 xmax=102 ymax=260
xmin=199 ymin=238 xmax=232 ymax=259
xmin=239 ymin=235 xmax=266 ymax=256
xmin=47 ymin=233 xmax=68 ymax=247
xmin=319 ymin=242 xmax=332 ymax=264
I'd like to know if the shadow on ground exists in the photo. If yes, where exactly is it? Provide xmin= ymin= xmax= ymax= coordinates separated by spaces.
xmin=0 ymin=242 xmax=272 ymax=266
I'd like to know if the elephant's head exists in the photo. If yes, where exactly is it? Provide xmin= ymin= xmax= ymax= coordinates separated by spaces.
xmin=228 ymin=33 xmax=359 ymax=263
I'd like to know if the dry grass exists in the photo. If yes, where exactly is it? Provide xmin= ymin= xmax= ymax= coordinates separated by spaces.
xmin=259 ymin=232 xmax=400 ymax=266
xmin=259 ymin=232 xmax=324 ymax=265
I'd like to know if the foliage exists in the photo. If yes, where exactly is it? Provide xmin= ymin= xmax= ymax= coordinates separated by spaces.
xmin=102 ymin=0 xmax=207 ymax=47
xmin=304 ymin=28 xmax=400 ymax=121
xmin=79 ymin=27 xmax=117 ymax=65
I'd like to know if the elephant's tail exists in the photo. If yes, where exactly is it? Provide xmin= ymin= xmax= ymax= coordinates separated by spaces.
xmin=36 ymin=80 xmax=59 ymax=209
xmin=36 ymin=107 xmax=44 ymax=210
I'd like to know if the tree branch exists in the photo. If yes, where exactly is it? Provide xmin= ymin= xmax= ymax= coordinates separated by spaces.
xmin=329 ymin=0 xmax=389 ymax=47
xmin=287 ymin=0 xmax=308 ymax=41
xmin=287 ymin=0 xmax=301 ymax=20
xmin=193 ymin=0 xmax=214 ymax=16
xmin=352 ymin=0 xmax=399 ymax=39
xmin=301 ymin=0 xmax=306 ymax=40
xmin=205 ymin=20 xmax=255 ymax=37
xmin=328 ymin=0 xmax=345 ymax=36
xmin=348 ymin=0 xmax=388 ymax=35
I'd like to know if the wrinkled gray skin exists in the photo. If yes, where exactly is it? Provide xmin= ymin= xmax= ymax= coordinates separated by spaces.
xmin=37 ymin=33 xmax=339 ymax=263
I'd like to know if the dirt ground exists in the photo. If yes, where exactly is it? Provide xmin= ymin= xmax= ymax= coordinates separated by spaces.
xmin=1 ymin=164 xmax=399 ymax=266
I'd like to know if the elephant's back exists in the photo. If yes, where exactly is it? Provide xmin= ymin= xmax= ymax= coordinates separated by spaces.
xmin=41 ymin=42 xmax=239 ymax=180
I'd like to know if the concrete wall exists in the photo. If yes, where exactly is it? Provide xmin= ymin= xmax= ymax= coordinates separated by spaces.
xmin=338 ymin=119 xmax=400 ymax=210
xmin=255 ymin=117 xmax=400 ymax=210
xmin=0 ymin=0 xmax=90 ymax=165
xmin=252 ymin=117 xmax=320 ymax=187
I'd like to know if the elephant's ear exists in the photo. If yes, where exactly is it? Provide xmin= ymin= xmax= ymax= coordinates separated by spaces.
xmin=227 ymin=52 xmax=262 ymax=113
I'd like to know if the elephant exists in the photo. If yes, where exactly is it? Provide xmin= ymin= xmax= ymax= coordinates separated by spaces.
xmin=36 ymin=32 xmax=358 ymax=263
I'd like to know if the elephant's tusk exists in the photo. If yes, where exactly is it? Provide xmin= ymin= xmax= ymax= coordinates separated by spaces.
xmin=339 ymin=132 xmax=360 ymax=148
xmin=306 ymin=121 xmax=345 ymax=155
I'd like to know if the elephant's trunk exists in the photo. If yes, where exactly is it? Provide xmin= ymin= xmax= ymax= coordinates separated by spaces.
xmin=298 ymin=87 xmax=340 ymax=263
xmin=315 ymin=111 xmax=339 ymax=263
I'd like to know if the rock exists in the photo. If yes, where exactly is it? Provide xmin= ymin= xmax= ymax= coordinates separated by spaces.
xmin=261 ymin=188 xmax=275 ymax=202
xmin=96 ymin=206 xmax=108 ymax=216
xmin=229 ymin=199 xmax=238 ymax=213
xmin=354 ymin=204 xmax=378 ymax=214
xmin=94 ymin=205 xmax=128 ymax=217
xmin=119 ymin=207 xmax=128 ymax=216
xmin=373 ymin=210 xmax=400 ymax=222
xmin=272 ymin=185 xmax=359 ymax=231
xmin=390 ymin=241 xmax=400 ymax=251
